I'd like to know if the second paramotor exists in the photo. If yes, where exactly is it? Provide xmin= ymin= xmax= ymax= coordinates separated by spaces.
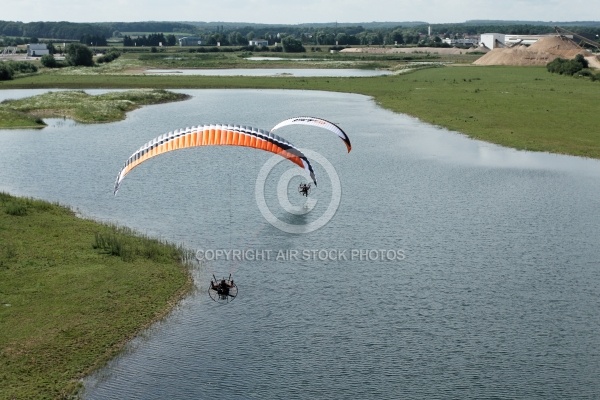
xmin=270 ymin=116 xmax=352 ymax=153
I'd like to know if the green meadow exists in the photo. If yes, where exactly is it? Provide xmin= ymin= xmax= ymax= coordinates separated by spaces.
xmin=1 ymin=59 xmax=599 ymax=158
xmin=0 ymin=193 xmax=193 ymax=399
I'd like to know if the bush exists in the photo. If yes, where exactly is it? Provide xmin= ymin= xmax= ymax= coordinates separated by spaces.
xmin=65 ymin=43 xmax=94 ymax=67
xmin=547 ymin=54 xmax=588 ymax=76
xmin=0 ymin=63 xmax=13 ymax=80
xmin=96 ymin=49 xmax=121 ymax=64
xmin=281 ymin=36 xmax=306 ymax=53
xmin=40 ymin=54 xmax=58 ymax=68
xmin=10 ymin=61 xmax=37 ymax=74
xmin=575 ymin=69 xmax=594 ymax=78
xmin=0 ymin=61 xmax=38 ymax=80
xmin=239 ymin=45 xmax=269 ymax=52
xmin=576 ymin=69 xmax=600 ymax=81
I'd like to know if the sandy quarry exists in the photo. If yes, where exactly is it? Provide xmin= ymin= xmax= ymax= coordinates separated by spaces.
xmin=339 ymin=36 xmax=599 ymax=69
xmin=473 ymin=35 xmax=599 ymax=68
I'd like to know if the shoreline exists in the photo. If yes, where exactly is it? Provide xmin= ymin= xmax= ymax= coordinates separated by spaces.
xmin=1 ymin=65 xmax=599 ymax=159
xmin=0 ymin=192 xmax=195 ymax=399
xmin=77 ymin=260 xmax=195 ymax=391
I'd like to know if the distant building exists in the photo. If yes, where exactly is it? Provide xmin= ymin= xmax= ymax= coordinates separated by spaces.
xmin=480 ymin=33 xmax=505 ymax=49
xmin=480 ymin=33 xmax=572 ymax=49
xmin=504 ymin=34 xmax=572 ymax=46
xmin=27 ymin=43 xmax=49 ymax=57
xmin=179 ymin=37 xmax=203 ymax=46
xmin=442 ymin=38 xmax=479 ymax=47
xmin=249 ymin=40 xmax=269 ymax=47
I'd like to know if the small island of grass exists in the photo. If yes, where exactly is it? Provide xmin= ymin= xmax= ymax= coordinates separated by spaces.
xmin=0 ymin=89 xmax=189 ymax=128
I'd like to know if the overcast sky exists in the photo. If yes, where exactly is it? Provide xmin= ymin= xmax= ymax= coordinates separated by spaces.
xmin=4 ymin=0 xmax=598 ymax=25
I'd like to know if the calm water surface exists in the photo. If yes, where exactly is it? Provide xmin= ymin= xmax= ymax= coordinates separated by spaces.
xmin=144 ymin=68 xmax=391 ymax=77
xmin=0 ymin=89 xmax=599 ymax=399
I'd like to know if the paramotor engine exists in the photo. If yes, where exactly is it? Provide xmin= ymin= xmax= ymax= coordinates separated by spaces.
xmin=209 ymin=274 xmax=238 ymax=303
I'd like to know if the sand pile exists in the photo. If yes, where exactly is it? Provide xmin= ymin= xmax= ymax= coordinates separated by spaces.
xmin=529 ymin=35 xmax=581 ymax=53
xmin=473 ymin=35 xmax=595 ymax=67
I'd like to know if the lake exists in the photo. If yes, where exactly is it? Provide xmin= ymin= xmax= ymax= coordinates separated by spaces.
xmin=1 ymin=89 xmax=599 ymax=399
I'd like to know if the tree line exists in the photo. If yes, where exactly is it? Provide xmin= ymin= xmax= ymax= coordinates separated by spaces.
xmin=1 ymin=20 xmax=599 ymax=48
xmin=122 ymin=33 xmax=177 ymax=47
xmin=0 ymin=21 xmax=112 ymax=41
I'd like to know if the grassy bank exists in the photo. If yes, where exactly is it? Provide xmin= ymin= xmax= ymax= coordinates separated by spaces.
xmin=0 ymin=193 xmax=193 ymax=398
xmin=1 ymin=64 xmax=599 ymax=158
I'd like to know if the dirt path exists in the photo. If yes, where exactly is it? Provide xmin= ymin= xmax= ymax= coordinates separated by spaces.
xmin=585 ymin=55 xmax=600 ymax=69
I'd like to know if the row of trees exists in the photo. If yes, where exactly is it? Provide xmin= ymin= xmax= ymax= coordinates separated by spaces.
xmin=122 ymin=33 xmax=177 ymax=47
xmin=1 ymin=20 xmax=599 ymax=52
xmin=0 ymin=21 xmax=112 ymax=41
xmin=3 ymin=20 xmax=599 ymax=44
xmin=142 ymin=27 xmax=599 ymax=48
xmin=187 ymin=23 xmax=600 ymax=47
xmin=155 ymin=29 xmax=433 ymax=48
xmin=40 ymin=44 xmax=120 ymax=68
xmin=80 ymin=34 xmax=107 ymax=47
xmin=168 ymin=30 xmax=454 ymax=47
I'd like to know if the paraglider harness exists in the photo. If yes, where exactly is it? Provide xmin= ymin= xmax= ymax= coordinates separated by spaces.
xmin=298 ymin=183 xmax=311 ymax=197
xmin=209 ymin=274 xmax=238 ymax=303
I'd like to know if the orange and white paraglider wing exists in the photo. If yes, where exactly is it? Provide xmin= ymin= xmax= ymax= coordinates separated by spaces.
xmin=113 ymin=124 xmax=316 ymax=195
xmin=270 ymin=116 xmax=351 ymax=153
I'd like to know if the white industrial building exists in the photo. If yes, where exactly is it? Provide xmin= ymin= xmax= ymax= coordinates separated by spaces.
xmin=178 ymin=37 xmax=203 ymax=46
xmin=480 ymin=33 xmax=573 ymax=49
xmin=505 ymin=35 xmax=546 ymax=46
xmin=480 ymin=33 xmax=505 ymax=49
xmin=27 ymin=43 xmax=49 ymax=57
xmin=248 ymin=40 xmax=269 ymax=47
xmin=442 ymin=38 xmax=479 ymax=46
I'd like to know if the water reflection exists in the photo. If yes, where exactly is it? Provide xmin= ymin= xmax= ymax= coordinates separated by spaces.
xmin=43 ymin=117 xmax=80 ymax=128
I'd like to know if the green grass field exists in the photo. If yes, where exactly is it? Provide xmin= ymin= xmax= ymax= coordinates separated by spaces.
xmin=2 ymin=61 xmax=599 ymax=158
xmin=0 ymin=193 xmax=193 ymax=399
xmin=366 ymin=66 xmax=600 ymax=158
xmin=0 ymin=108 xmax=43 ymax=128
